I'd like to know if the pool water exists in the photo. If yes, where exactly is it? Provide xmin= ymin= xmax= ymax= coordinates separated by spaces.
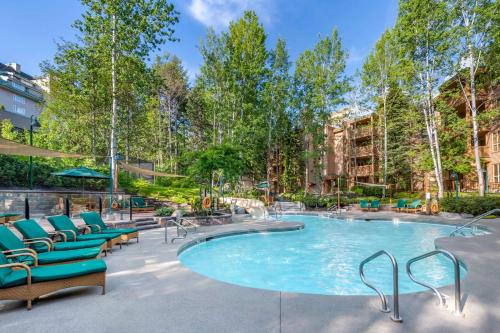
xmin=179 ymin=215 xmax=468 ymax=295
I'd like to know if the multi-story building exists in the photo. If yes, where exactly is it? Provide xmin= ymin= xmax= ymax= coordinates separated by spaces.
xmin=305 ymin=108 xmax=381 ymax=194
xmin=0 ymin=62 xmax=44 ymax=129
xmin=440 ymin=75 xmax=500 ymax=193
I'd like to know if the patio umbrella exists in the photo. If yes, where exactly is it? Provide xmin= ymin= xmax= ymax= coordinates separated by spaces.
xmin=51 ymin=167 xmax=109 ymax=193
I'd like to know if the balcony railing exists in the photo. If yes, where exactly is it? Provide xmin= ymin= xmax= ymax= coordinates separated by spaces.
xmin=0 ymin=79 xmax=44 ymax=102
xmin=353 ymin=127 xmax=373 ymax=138
xmin=354 ymin=145 xmax=373 ymax=157
xmin=353 ymin=165 xmax=373 ymax=177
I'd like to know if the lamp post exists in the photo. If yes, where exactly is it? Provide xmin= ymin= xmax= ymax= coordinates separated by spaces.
xmin=28 ymin=116 xmax=41 ymax=190
xmin=451 ymin=172 xmax=459 ymax=198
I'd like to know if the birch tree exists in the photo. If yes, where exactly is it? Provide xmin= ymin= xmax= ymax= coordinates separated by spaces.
xmin=75 ymin=0 xmax=178 ymax=190
xmin=451 ymin=0 xmax=496 ymax=196
xmin=396 ymin=0 xmax=453 ymax=198
xmin=362 ymin=30 xmax=397 ymax=196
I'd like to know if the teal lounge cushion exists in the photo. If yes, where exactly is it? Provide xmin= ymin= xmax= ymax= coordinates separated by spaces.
xmin=14 ymin=219 xmax=48 ymax=239
xmin=0 ymin=269 xmax=28 ymax=288
xmin=36 ymin=247 xmax=102 ymax=265
xmin=0 ymin=226 xmax=26 ymax=251
xmin=0 ymin=259 xmax=107 ymax=288
xmin=47 ymin=215 xmax=79 ymax=241
xmin=76 ymin=233 xmax=121 ymax=242
xmin=80 ymin=212 xmax=107 ymax=231
xmin=100 ymin=228 xmax=138 ymax=235
xmin=0 ymin=252 xmax=12 ymax=286
xmin=53 ymin=239 xmax=105 ymax=251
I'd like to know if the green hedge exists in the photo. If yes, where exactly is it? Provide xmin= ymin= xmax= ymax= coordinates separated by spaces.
xmin=439 ymin=196 xmax=500 ymax=216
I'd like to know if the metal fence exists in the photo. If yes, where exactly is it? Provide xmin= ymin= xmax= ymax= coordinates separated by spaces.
xmin=0 ymin=190 xmax=135 ymax=221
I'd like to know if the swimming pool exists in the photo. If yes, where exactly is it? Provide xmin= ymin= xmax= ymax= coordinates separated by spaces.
xmin=179 ymin=215 xmax=470 ymax=295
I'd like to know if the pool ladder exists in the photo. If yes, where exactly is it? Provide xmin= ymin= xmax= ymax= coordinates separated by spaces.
xmin=359 ymin=249 xmax=463 ymax=323
xmin=166 ymin=219 xmax=189 ymax=243
xmin=359 ymin=250 xmax=403 ymax=323
xmin=449 ymin=208 xmax=499 ymax=237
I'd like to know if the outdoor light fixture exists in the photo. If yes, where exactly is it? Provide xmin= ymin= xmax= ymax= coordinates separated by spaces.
xmin=451 ymin=172 xmax=459 ymax=198
xmin=28 ymin=115 xmax=41 ymax=190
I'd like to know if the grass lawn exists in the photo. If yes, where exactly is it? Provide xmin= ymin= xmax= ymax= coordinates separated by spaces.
xmin=121 ymin=178 xmax=199 ymax=204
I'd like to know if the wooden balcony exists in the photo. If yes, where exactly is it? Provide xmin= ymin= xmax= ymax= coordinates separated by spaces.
xmin=353 ymin=127 xmax=372 ymax=138
xmin=353 ymin=165 xmax=373 ymax=177
xmin=354 ymin=145 xmax=372 ymax=157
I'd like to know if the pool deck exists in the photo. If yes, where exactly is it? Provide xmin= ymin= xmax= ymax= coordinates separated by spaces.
xmin=1 ymin=211 xmax=500 ymax=333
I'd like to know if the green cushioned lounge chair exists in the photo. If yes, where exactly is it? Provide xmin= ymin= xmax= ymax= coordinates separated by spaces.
xmin=0 ymin=226 xmax=102 ymax=266
xmin=0 ymin=251 xmax=106 ymax=310
xmin=359 ymin=200 xmax=369 ymax=211
xmin=47 ymin=215 xmax=123 ymax=253
xmin=80 ymin=212 xmax=139 ymax=244
xmin=369 ymin=200 xmax=380 ymax=212
xmin=392 ymin=199 xmax=407 ymax=212
xmin=406 ymin=199 xmax=422 ymax=213
xmin=131 ymin=197 xmax=154 ymax=211
xmin=13 ymin=219 xmax=106 ymax=253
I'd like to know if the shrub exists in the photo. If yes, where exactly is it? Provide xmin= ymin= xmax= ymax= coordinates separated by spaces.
xmin=154 ymin=206 xmax=174 ymax=216
xmin=439 ymin=196 xmax=500 ymax=216
xmin=351 ymin=185 xmax=383 ymax=197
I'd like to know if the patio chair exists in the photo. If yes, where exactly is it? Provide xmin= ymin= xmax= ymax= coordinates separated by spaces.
xmin=0 ymin=251 xmax=106 ymax=310
xmin=391 ymin=199 xmax=407 ymax=212
xmin=369 ymin=200 xmax=380 ymax=212
xmin=80 ymin=212 xmax=139 ymax=244
xmin=13 ymin=219 xmax=106 ymax=253
xmin=47 ymin=215 xmax=123 ymax=253
xmin=359 ymin=200 xmax=370 ymax=211
xmin=131 ymin=197 xmax=155 ymax=212
xmin=0 ymin=226 xmax=103 ymax=266
xmin=406 ymin=199 xmax=422 ymax=213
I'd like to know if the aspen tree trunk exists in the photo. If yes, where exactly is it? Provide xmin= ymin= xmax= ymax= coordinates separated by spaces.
xmin=382 ymin=93 xmax=388 ymax=197
xmin=469 ymin=46 xmax=485 ymax=196
xmin=110 ymin=13 xmax=118 ymax=192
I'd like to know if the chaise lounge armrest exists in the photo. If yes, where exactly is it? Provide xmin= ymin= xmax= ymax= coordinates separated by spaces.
xmin=3 ymin=250 xmax=38 ymax=266
xmin=24 ymin=238 xmax=53 ymax=251
xmin=56 ymin=229 xmax=77 ymax=240
xmin=86 ymin=224 xmax=102 ymax=233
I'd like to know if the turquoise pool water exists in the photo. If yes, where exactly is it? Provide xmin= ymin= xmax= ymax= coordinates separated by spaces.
xmin=179 ymin=215 xmax=468 ymax=295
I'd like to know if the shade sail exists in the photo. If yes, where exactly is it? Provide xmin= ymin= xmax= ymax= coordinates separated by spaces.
xmin=118 ymin=162 xmax=185 ymax=177
xmin=51 ymin=167 xmax=109 ymax=179
xmin=0 ymin=137 xmax=83 ymax=158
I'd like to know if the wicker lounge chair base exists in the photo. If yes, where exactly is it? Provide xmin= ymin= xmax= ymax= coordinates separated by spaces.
xmin=0 ymin=272 xmax=105 ymax=310
xmin=121 ymin=230 xmax=139 ymax=244
xmin=106 ymin=236 xmax=122 ymax=253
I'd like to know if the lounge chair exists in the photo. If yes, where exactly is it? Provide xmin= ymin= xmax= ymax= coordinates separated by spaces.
xmin=391 ymin=199 xmax=407 ymax=212
xmin=13 ymin=219 xmax=106 ymax=253
xmin=0 ymin=226 xmax=103 ymax=266
xmin=47 ymin=215 xmax=123 ymax=253
xmin=0 ymin=251 xmax=106 ymax=310
xmin=80 ymin=212 xmax=139 ymax=244
xmin=359 ymin=200 xmax=370 ymax=211
xmin=369 ymin=200 xmax=380 ymax=212
xmin=131 ymin=197 xmax=155 ymax=212
xmin=406 ymin=199 xmax=422 ymax=213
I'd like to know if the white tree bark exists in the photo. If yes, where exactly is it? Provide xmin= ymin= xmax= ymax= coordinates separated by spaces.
xmin=110 ymin=13 xmax=118 ymax=192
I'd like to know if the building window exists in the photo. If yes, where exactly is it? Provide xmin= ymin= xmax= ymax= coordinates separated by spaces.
xmin=13 ymin=105 xmax=26 ymax=115
xmin=493 ymin=131 xmax=500 ymax=152
xmin=11 ymin=81 xmax=25 ymax=91
xmin=495 ymin=164 xmax=500 ymax=183
xmin=13 ymin=95 xmax=26 ymax=104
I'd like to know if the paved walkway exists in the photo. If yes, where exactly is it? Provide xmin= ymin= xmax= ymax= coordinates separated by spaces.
xmin=1 ymin=212 xmax=499 ymax=333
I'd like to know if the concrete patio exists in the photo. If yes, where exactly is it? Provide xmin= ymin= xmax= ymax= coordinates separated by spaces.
xmin=1 ymin=212 xmax=499 ymax=333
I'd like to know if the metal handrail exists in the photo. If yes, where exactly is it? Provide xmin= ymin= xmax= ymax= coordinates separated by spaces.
xmin=359 ymin=250 xmax=403 ymax=322
xmin=406 ymin=249 xmax=462 ymax=315
xmin=170 ymin=219 xmax=189 ymax=243
xmin=450 ymin=208 xmax=499 ymax=237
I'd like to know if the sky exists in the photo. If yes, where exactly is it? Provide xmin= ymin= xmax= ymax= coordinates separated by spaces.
xmin=1 ymin=0 xmax=398 ymax=82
